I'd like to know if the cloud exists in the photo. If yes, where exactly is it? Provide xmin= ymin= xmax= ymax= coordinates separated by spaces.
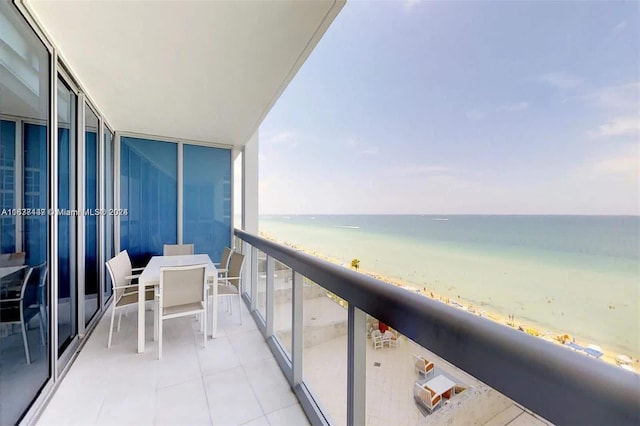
xmin=615 ymin=21 xmax=627 ymax=31
xmin=346 ymin=137 xmax=379 ymax=155
xmin=588 ymin=149 xmax=639 ymax=182
xmin=582 ymin=82 xmax=639 ymax=110
xmin=539 ymin=72 xmax=583 ymax=90
xmin=361 ymin=147 xmax=379 ymax=155
xmin=263 ymin=130 xmax=298 ymax=146
xmin=387 ymin=164 xmax=454 ymax=177
xmin=466 ymin=110 xmax=486 ymax=121
xmin=594 ymin=116 xmax=640 ymax=137
xmin=498 ymin=102 xmax=529 ymax=112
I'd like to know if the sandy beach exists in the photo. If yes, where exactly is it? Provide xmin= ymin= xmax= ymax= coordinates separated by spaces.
xmin=259 ymin=231 xmax=639 ymax=373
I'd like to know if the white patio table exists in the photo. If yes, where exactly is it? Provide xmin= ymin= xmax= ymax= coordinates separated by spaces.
xmin=137 ymin=254 xmax=219 ymax=353
xmin=423 ymin=375 xmax=456 ymax=397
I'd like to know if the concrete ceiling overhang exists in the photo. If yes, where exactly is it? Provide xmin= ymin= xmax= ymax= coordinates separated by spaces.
xmin=24 ymin=0 xmax=343 ymax=146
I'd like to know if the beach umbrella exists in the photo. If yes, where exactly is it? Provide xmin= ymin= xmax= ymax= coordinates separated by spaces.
xmin=616 ymin=354 xmax=632 ymax=365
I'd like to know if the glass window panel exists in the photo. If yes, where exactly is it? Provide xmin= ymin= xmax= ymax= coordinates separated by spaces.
xmin=120 ymin=136 xmax=177 ymax=267
xmin=183 ymin=144 xmax=231 ymax=261
xmin=57 ymin=77 xmax=77 ymax=354
xmin=256 ymin=249 xmax=267 ymax=319
xmin=273 ymin=260 xmax=292 ymax=359
xmin=84 ymin=105 xmax=99 ymax=325
xmin=0 ymin=120 xmax=16 ymax=253
xmin=302 ymin=279 xmax=348 ymax=425
xmin=0 ymin=2 xmax=50 ymax=423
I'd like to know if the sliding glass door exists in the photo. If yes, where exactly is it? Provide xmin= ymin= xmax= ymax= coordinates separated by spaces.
xmin=84 ymin=105 xmax=99 ymax=325
xmin=103 ymin=128 xmax=114 ymax=300
xmin=57 ymin=77 xmax=77 ymax=354
xmin=0 ymin=2 xmax=51 ymax=423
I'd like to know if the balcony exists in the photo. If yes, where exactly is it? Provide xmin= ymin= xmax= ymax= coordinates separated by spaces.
xmin=34 ymin=230 xmax=638 ymax=425
xmin=38 ymin=301 xmax=309 ymax=426
xmin=2 ymin=1 xmax=639 ymax=424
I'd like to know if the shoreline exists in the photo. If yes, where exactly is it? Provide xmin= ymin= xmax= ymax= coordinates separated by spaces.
xmin=258 ymin=231 xmax=639 ymax=373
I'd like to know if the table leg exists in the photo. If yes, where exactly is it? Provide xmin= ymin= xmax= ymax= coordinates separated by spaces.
xmin=210 ymin=275 xmax=218 ymax=338
xmin=138 ymin=281 xmax=145 ymax=353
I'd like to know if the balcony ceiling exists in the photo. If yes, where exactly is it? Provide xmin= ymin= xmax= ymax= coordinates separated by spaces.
xmin=25 ymin=0 xmax=343 ymax=146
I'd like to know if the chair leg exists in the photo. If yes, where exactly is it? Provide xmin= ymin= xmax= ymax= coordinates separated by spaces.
xmin=21 ymin=320 xmax=31 ymax=365
xmin=238 ymin=293 xmax=243 ymax=325
xmin=153 ymin=300 xmax=159 ymax=342
xmin=38 ymin=308 xmax=46 ymax=346
xmin=108 ymin=305 xmax=117 ymax=348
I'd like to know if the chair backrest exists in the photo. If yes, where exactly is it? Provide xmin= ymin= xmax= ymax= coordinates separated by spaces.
xmin=414 ymin=384 xmax=438 ymax=408
xmin=20 ymin=266 xmax=37 ymax=307
xmin=29 ymin=261 xmax=48 ymax=306
xmin=106 ymin=251 xmax=133 ymax=300
xmin=219 ymin=247 xmax=232 ymax=270
xmin=226 ymin=252 xmax=245 ymax=290
xmin=160 ymin=264 xmax=206 ymax=308
xmin=163 ymin=244 xmax=194 ymax=256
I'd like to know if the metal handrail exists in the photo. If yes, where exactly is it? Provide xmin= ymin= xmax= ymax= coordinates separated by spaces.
xmin=235 ymin=228 xmax=640 ymax=425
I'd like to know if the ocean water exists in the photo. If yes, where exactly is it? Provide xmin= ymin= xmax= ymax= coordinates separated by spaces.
xmin=259 ymin=215 xmax=640 ymax=357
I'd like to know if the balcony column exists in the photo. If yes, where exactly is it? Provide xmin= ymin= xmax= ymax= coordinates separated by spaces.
xmin=242 ymin=130 xmax=258 ymax=234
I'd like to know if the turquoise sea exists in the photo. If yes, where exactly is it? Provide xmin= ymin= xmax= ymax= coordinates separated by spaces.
xmin=259 ymin=215 xmax=640 ymax=357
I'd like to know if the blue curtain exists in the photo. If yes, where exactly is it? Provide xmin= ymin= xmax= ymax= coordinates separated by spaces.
xmin=120 ymin=137 xmax=177 ymax=266
xmin=183 ymin=144 xmax=231 ymax=262
xmin=58 ymin=128 xmax=71 ymax=299
xmin=23 ymin=123 xmax=47 ymax=266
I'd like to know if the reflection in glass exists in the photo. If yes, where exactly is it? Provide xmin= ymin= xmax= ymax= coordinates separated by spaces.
xmin=103 ymin=128 xmax=114 ymax=300
xmin=183 ymin=144 xmax=231 ymax=261
xmin=84 ymin=105 xmax=99 ymax=325
xmin=273 ymin=260 xmax=292 ymax=358
xmin=57 ymin=78 xmax=77 ymax=354
xmin=120 ymin=137 xmax=177 ymax=267
xmin=0 ymin=2 xmax=50 ymax=423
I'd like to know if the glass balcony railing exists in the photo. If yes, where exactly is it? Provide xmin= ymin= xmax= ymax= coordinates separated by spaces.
xmin=235 ymin=228 xmax=639 ymax=426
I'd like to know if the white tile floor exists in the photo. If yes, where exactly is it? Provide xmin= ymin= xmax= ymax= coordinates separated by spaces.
xmin=37 ymin=301 xmax=309 ymax=426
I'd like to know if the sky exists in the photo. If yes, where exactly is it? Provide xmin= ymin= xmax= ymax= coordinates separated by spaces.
xmin=258 ymin=0 xmax=639 ymax=215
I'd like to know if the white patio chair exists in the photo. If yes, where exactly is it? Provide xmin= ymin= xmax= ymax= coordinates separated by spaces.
xmin=382 ymin=329 xmax=398 ymax=347
xmin=413 ymin=354 xmax=435 ymax=377
xmin=371 ymin=329 xmax=383 ymax=349
xmin=216 ymin=251 xmax=245 ymax=324
xmin=163 ymin=244 xmax=194 ymax=256
xmin=0 ymin=265 xmax=46 ymax=364
xmin=105 ymin=251 xmax=155 ymax=347
xmin=414 ymin=383 xmax=441 ymax=413
xmin=213 ymin=247 xmax=232 ymax=280
xmin=157 ymin=264 xmax=207 ymax=360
